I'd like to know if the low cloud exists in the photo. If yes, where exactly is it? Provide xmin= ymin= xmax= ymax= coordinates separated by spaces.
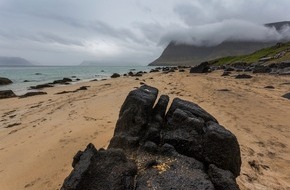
xmin=160 ymin=19 xmax=290 ymax=46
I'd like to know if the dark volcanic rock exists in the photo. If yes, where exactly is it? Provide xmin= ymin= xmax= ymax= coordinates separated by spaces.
xmin=203 ymin=121 xmax=241 ymax=176
xmin=0 ymin=90 xmax=16 ymax=99
xmin=111 ymin=73 xmax=121 ymax=78
xmin=62 ymin=85 xmax=241 ymax=190
xmin=264 ymin=85 xmax=275 ymax=89
xmin=30 ymin=83 xmax=54 ymax=89
xmin=282 ymin=93 xmax=290 ymax=99
xmin=190 ymin=62 xmax=210 ymax=73
xmin=221 ymin=71 xmax=231 ymax=76
xmin=208 ymin=164 xmax=239 ymax=190
xmin=235 ymin=74 xmax=253 ymax=79
xmin=61 ymin=144 xmax=137 ymax=190
xmin=53 ymin=78 xmax=72 ymax=84
xmin=252 ymin=66 xmax=271 ymax=73
xmin=19 ymin=91 xmax=47 ymax=98
xmin=0 ymin=77 xmax=13 ymax=85
xmin=109 ymin=85 xmax=158 ymax=150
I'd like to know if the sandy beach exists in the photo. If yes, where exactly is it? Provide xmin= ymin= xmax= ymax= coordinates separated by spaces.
xmin=0 ymin=69 xmax=290 ymax=190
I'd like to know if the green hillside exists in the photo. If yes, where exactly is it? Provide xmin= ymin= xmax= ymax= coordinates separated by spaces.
xmin=211 ymin=42 xmax=290 ymax=65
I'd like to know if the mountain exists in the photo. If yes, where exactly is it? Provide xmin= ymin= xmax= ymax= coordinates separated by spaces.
xmin=211 ymin=41 xmax=290 ymax=65
xmin=149 ymin=21 xmax=290 ymax=66
xmin=0 ymin=56 xmax=33 ymax=67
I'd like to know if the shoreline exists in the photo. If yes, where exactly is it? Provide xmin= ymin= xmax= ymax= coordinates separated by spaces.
xmin=0 ymin=69 xmax=290 ymax=189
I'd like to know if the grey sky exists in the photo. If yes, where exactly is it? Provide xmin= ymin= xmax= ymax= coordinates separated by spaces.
xmin=0 ymin=0 xmax=290 ymax=65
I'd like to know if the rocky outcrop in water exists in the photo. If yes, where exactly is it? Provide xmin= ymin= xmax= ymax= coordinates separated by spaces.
xmin=61 ymin=85 xmax=241 ymax=190
xmin=0 ymin=77 xmax=13 ymax=85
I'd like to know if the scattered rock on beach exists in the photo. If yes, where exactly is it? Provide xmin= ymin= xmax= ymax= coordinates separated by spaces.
xmin=53 ymin=78 xmax=72 ymax=84
xmin=190 ymin=62 xmax=210 ymax=73
xmin=282 ymin=93 xmax=290 ymax=99
xmin=235 ymin=74 xmax=253 ymax=79
xmin=30 ymin=83 xmax=54 ymax=89
xmin=5 ymin=122 xmax=21 ymax=128
xmin=55 ymin=86 xmax=89 ymax=95
xmin=0 ymin=90 xmax=16 ymax=99
xmin=221 ymin=71 xmax=231 ymax=76
xmin=264 ymin=86 xmax=275 ymax=89
xmin=111 ymin=73 xmax=120 ymax=78
xmin=217 ymin=89 xmax=230 ymax=91
xmin=19 ymin=91 xmax=47 ymax=98
xmin=252 ymin=66 xmax=271 ymax=73
xmin=0 ymin=77 xmax=13 ymax=85
xmin=62 ymin=85 xmax=241 ymax=190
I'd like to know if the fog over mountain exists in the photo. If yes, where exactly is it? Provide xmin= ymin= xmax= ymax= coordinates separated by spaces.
xmin=0 ymin=0 xmax=290 ymax=65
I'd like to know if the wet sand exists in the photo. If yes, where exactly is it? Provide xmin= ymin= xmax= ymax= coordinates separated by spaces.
xmin=0 ymin=70 xmax=289 ymax=190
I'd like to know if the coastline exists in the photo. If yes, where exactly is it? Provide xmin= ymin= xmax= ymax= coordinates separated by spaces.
xmin=0 ymin=69 xmax=290 ymax=189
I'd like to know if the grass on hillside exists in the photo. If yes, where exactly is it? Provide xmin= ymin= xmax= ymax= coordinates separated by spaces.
xmin=211 ymin=42 xmax=290 ymax=65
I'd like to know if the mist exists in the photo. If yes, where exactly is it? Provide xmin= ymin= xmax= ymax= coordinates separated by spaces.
xmin=160 ymin=20 xmax=290 ymax=47
xmin=1 ymin=0 xmax=290 ymax=65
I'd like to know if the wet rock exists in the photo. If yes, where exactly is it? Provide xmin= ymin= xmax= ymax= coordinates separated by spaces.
xmin=19 ymin=91 xmax=47 ymax=98
xmin=0 ymin=77 xmax=13 ymax=85
xmin=235 ymin=74 xmax=253 ymax=79
xmin=190 ymin=62 xmax=210 ymax=73
xmin=0 ymin=90 xmax=16 ymax=99
xmin=111 ymin=73 xmax=121 ymax=78
xmin=61 ymin=144 xmax=137 ymax=190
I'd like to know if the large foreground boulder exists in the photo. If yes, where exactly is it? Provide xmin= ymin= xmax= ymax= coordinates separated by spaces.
xmin=0 ymin=77 xmax=13 ymax=85
xmin=61 ymin=144 xmax=137 ymax=190
xmin=61 ymin=85 xmax=242 ymax=190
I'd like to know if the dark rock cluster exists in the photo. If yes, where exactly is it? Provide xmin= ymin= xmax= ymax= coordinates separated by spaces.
xmin=61 ymin=85 xmax=241 ymax=190
xmin=190 ymin=62 xmax=211 ymax=73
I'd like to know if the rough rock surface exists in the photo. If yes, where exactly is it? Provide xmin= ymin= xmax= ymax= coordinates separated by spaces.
xmin=282 ymin=92 xmax=290 ymax=99
xmin=190 ymin=62 xmax=210 ymax=73
xmin=61 ymin=144 xmax=137 ymax=190
xmin=61 ymin=85 xmax=241 ymax=190
xmin=0 ymin=77 xmax=13 ymax=85
xmin=0 ymin=90 xmax=16 ymax=99
xmin=19 ymin=91 xmax=47 ymax=98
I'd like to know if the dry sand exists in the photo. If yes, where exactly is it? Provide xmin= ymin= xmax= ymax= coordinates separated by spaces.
xmin=0 ymin=70 xmax=289 ymax=190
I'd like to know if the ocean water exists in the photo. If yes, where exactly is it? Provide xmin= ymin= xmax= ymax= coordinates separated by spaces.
xmin=0 ymin=66 xmax=153 ymax=95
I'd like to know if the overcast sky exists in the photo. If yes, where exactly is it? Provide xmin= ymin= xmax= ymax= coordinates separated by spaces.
xmin=0 ymin=0 xmax=290 ymax=65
